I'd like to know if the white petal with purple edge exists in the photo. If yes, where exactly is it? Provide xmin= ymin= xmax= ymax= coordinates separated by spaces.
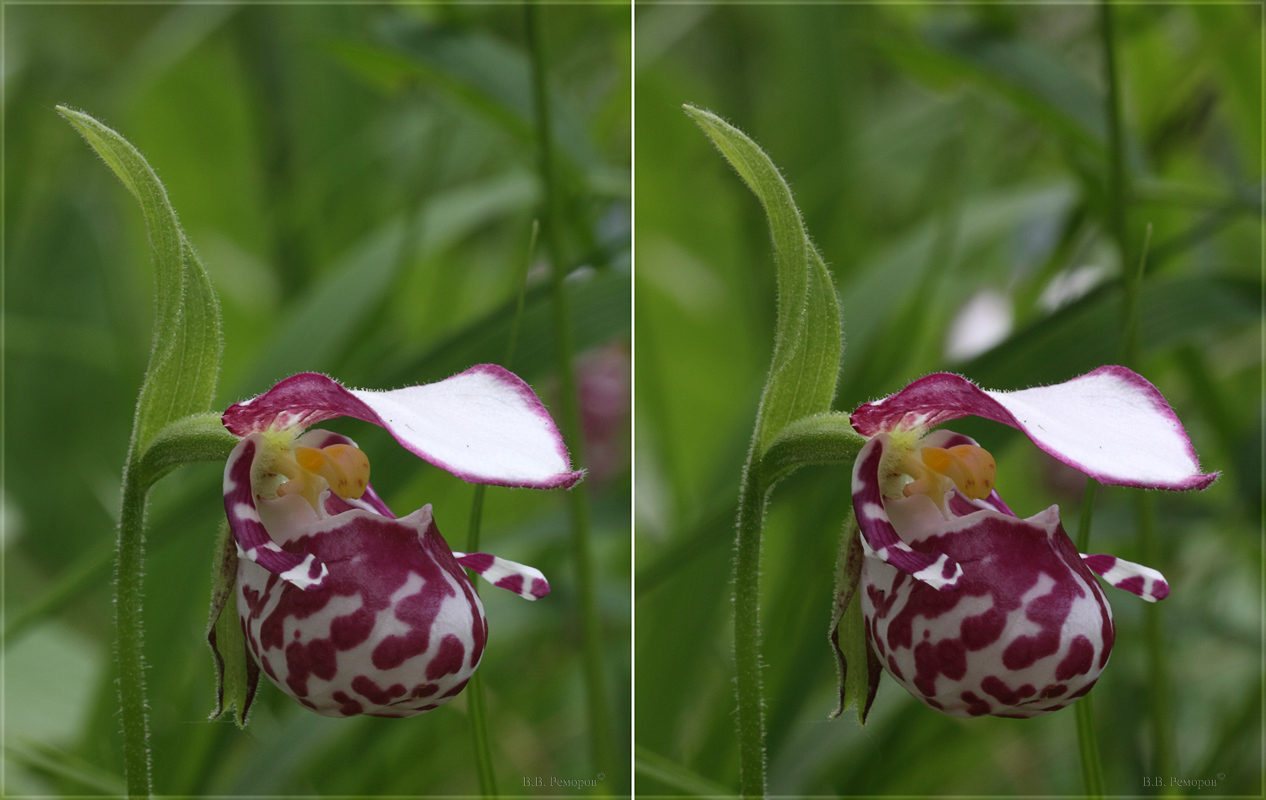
xmin=223 ymin=367 xmax=583 ymax=490
xmin=1082 ymin=553 xmax=1170 ymax=602
xmin=851 ymin=366 xmax=1216 ymax=491
xmin=453 ymin=552 xmax=550 ymax=600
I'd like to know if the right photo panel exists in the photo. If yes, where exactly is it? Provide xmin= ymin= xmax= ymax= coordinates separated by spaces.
xmin=634 ymin=4 xmax=1261 ymax=797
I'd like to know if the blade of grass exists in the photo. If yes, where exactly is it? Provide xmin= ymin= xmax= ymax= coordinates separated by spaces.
xmin=526 ymin=6 xmax=615 ymax=789
xmin=633 ymin=745 xmax=735 ymax=798
xmin=462 ymin=221 xmax=538 ymax=798
xmin=5 ymin=739 xmax=127 ymax=796
xmin=1102 ymin=0 xmax=1176 ymax=774
xmin=1075 ymin=479 xmax=1106 ymax=799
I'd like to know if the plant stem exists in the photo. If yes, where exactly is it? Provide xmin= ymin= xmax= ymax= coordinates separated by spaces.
xmin=1101 ymin=0 xmax=1177 ymax=782
xmin=1077 ymin=478 xmax=1098 ymax=552
xmin=116 ymin=462 xmax=152 ymax=799
xmin=733 ymin=465 xmax=768 ymax=798
xmin=461 ymin=220 xmax=537 ymax=799
xmin=1075 ymin=479 xmax=1105 ymax=799
xmin=1138 ymin=492 xmax=1176 ymax=781
xmin=465 ymin=483 xmax=498 ymax=798
xmin=1100 ymin=0 xmax=1131 ymax=275
xmin=526 ymin=5 xmax=615 ymax=785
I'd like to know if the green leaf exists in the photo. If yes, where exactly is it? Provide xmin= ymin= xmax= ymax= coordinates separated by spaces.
xmin=758 ymin=412 xmax=865 ymax=490
xmin=829 ymin=513 xmax=879 ymax=724
xmin=136 ymin=412 xmax=240 ymax=489
xmin=206 ymin=522 xmax=258 ymax=728
xmin=683 ymin=105 xmax=842 ymax=451
xmin=5 ymin=738 xmax=127 ymax=796
xmin=57 ymin=106 xmax=223 ymax=453
xmin=633 ymin=745 xmax=735 ymax=798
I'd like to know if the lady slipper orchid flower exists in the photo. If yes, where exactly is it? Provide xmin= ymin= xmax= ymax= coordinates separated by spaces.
xmin=850 ymin=366 xmax=1215 ymax=718
xmin=219 ymin=366 xmax=581 ymax=718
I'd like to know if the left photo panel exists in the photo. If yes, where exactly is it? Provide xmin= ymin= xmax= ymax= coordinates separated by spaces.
xmin=4 ymin=4 xmax=629 ymax=797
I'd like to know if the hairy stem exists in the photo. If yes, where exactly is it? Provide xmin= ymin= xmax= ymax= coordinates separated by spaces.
xmin=733 ymin=466 xmax=768 ymax=798
xmin=116 ymin=464 xmax=152 ymax=798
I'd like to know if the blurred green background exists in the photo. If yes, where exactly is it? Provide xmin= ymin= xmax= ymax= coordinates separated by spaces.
xmin=635 ymin=4 xmax=1261 ymax=797
xmin=5 ymin=3 xmax=628 ymax=796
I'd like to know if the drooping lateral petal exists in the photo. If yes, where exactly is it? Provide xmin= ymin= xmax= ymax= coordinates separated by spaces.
xmin=852 ymin=436 xmax=964 ymax=590
xmin=850 ymin=366 xmax=1217 ymax=491
xmin=223 ymin=367 xmax=582 ymax=490
xmin=1082 ymin=553 xmax=1170 ymax=602
xmin=453 ymin=552 xmax=550 ymax=600
xmin=223 ymin=435 xmax=329 ymax=591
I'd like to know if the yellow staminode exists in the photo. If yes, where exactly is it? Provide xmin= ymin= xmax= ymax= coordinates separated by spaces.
xmin=905 ymin=444 xmax=997 ymax=501
xmin=275 ymin=443 xmax=371 ymax=509
xmin=295 ymin=444 xmax=370 ymax=500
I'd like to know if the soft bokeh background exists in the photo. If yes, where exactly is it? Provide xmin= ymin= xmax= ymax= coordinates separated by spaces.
xmin=5 ymin=4 xmax=629 ymax=796
xmin=635 ymin=4 xmax=1261 ymax=796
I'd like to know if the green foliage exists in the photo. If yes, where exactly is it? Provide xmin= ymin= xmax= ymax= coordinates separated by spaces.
xmin=57 ymin=106 xmax=223 ymax=456
xmin=206 ymin=523 xmax=257 ymax=729
xmin=59 ymin=104 xmax=233 ymax=798
xmin=11 ymin=5 xmax=629 ymax=797
xmin=684 ymin=106 xmax=842 ymax=454
xmin=758 ymin=413 xmax=864 ymax=488
xmin=636 ymin=5 xmax=1261 ymax=797
xmin=827 ymin=514 xmax=878 ymax=726
xmin=686 ymin=105 xmax=876 ymax=796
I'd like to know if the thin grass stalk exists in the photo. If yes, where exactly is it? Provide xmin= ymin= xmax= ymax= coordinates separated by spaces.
xmin=1100 ymin=0 xmax=1177 ymax=780
xmin=462 ymin=221 xmax=540 ymax=798
xmin=1100 ymin=0 xmax=1131 ymax=274
xmin=525 ymin=5 xmax=616 ymax=785
xmin=1137 ymin=492 xmax=1176 ymax=785
xmin=1075 ymin=479 xmax=1106 ymax=799
xmin=116 ymin=464 xmax=153 ymax=798
xmin=465 ymin=483 xmax=497 ymax=798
